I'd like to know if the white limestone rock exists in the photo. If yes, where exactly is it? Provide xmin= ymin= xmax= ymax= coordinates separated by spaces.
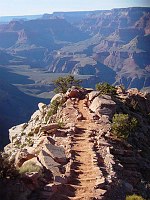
xmin=89 ymin=95 xmax=116 ymax=118
xmin=38 ymin=102 xmax=46 ymax=113
xmin=51 ymin=93 xmax=63 ymax=103
xmin=88 ymin=91 xmax=100 ymax=101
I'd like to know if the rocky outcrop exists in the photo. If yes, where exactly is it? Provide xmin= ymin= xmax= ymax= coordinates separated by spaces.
xmin=0 ymin=80 xmax=49 ymax=149
xmin=89 ymin=95 xmax=116 ymax=119
xmin=3 ymin=87 xmax=150 ymax=199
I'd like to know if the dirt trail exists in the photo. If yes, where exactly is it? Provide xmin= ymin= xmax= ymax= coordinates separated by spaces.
xmin=51 ymin=99 xmax=106 ymax=200
xmin=69 ymin=100 xmax=105 ymax=199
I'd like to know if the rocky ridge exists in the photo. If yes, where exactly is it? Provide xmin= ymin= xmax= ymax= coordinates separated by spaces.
xmin=2 ymin=86 xmax=150 ymax=200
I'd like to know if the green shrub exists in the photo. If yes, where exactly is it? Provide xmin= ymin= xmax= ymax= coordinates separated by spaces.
xmin=28 ymin=132 xmax=34 ymax=137
xmin=21 ymin=132 xmax=26 ymax=136
xmin=21 ymin=144 xmax=26 ymax=149
xmin=126 ymin=194 xmax=145 ymax=200
xmin=47 ymin=96 xmax=66 ymax=118
xmin=25 ymin=137 xmax=34 ymax=147
xmin=14 ymin=139 xmax=21 ymax=146
xmin=19 ymin=162 xmax=42 ymax=174
xmin=47 ymin=99 xmax=59 ymax=117
xmin=96 ymin=82 xmax=116 ymax=95
xmin=57 ymin=120 xmax=65 ymax=128
xmin=111 ymin=114 xmax=138 ymax=138
xmin=53 ymin=75 xmax=81 ymax=94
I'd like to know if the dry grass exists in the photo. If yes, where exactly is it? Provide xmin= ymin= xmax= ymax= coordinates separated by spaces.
xmin=19 ymin=162 xmax=41 ymax=174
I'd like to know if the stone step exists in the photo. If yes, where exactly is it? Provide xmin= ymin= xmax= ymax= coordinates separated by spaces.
xmin=69 ymin=196 xmax=93 ymax=200
xmin=67 ymin=184 xmax=87 ymax=188
xmin=68 ymin=190 xmax=106 ymax=200
xmin=71 ymin=169 xmax=100 ymax=173
xmin=77 ymin=177 xmax=98 ymax=182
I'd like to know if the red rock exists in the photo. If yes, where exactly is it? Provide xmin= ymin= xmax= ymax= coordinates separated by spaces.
xmin=15 ymin=149 xmax=35 ymax=167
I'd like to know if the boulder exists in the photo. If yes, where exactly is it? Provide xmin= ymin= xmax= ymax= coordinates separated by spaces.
xmin=97 ymin=107 xmax=113 ymax=117
xmin=26 ymin=147 xmax=36 ymax=155
xmin=4 ymin=143 xmax=12 ymax=155
xmin=116 ymin=85 xmax=126 ymax=94
xmin=38 ymin=150 xmax=61 ymax=177
xmin=15 ymin=149 xmax=35 ymax=167
xmin=38 ymin=103 xmax=46 ymax=112
xmin=51 ymin=93 xmax=64 ymax=103
xmin=127 ymin=88 xmax=139 ymax=95
xmin=89 ymin=95 xmax=116 ymax=118
xmin=125 ymin=93 xmax=150 ymax=114
xmin=88 ymin=91 xmax=100 ymax=101
xmin=41 ymin=123 xmax=59 ymax=132
xmin=66 ymin=87 xmax=85 ymax=98
xmin=43 ymin=143 xmax=67 ymax=164
xmin=30 ymin=110 xmax=41 ymax=120
xmin=32 ymin=136 xmax=55 ymax=154
xmin=44 ymin=136 xmax=55 ymax=145
xmin=9 ymin=123 xmax=25 ymax=143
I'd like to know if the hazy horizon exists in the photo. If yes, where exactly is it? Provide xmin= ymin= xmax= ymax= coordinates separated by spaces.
xmin=0 ymin=0 xmax=149 ymax=17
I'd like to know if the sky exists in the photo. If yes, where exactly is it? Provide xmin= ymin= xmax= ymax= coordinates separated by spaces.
xmin=0 ymin=0 xmax=149 ymax=16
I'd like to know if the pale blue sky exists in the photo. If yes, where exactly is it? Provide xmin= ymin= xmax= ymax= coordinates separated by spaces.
xmin=0 ymin=0 xmax=149 ymax=16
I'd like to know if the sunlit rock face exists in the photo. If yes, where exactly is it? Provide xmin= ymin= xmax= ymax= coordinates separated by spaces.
xmin=0 ymin=8 xmax=150 ymax=89
xmin=2 ymin=86 xmax=150 ymax=199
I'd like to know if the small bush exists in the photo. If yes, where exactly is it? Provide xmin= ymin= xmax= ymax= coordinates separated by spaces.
xmin=47 ymin=97 xmax=66 ymax=118
xmin=28 ymin=132 xmax=34 ymax=137
xmin=47 ymin=99 xmax=59 ymax=117
xmin=21 ymin=144 xmax=26 ymax=149
xmin=126 ymin=194 xmax=145 ymax=200
xmin=96 ymin=82 xmax=116 ymax=96
xmin=111 ymin=114 xmax=138 ymax=138
xmin=25 ymin=137 xmax=34 ymax=147
xmin=19 ymin=162 xmax=42 ymax=174
xmin=57 ymin=120 xmax=65 ymax=128
xmin=53 ymin=75 xmax=81 ymax=94
xmin=14 ymin=139 xmax=21 ymax=146
xmin=21 ymin=132 xmax=26 ymax=136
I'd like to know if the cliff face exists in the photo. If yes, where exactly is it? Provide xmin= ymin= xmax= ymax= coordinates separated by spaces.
xmin=47 ymin=7 xmax=150 ymax=89
xmin=0 ymin=18 xmax=89 ymax=67
xmin=0 ymin=7 xmax=149 ymax=89
xmin=2 ymin=86 xmax=150 ymax=200
xmin=0 ymin=79 xmax=49 ymax=149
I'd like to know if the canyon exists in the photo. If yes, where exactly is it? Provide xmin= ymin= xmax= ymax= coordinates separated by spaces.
xmin=0 ymin=9 xmax=150 ymax=199
xmin=0 ymin=6 xmax=150 ymax=151
xmin=0 ymin=7 xmax=149 ymax=90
